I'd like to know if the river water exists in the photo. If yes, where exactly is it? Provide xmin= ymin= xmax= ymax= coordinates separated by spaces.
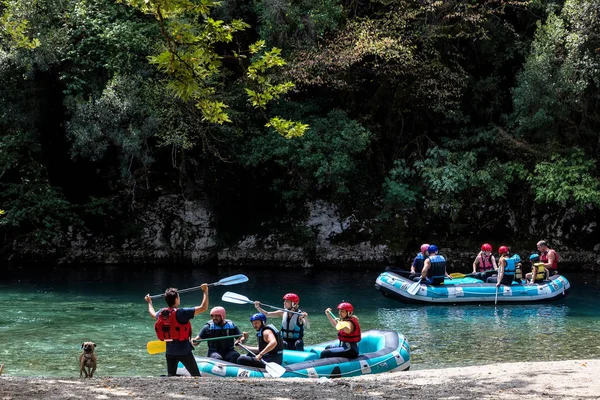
xmin=1 ymin=265 xmax=599 ymax=377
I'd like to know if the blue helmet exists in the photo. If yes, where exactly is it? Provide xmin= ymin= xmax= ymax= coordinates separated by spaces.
xmin=250 ymin=313 xmax=266 ymax=323
xmin=428 ymin=244 xmax=438 ymax=254
xmin=529 ymin=254 xmax=540 ymax=261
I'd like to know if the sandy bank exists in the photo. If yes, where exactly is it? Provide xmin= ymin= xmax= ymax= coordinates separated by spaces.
xmin=0 ymin=359 xmax=597 ymax=399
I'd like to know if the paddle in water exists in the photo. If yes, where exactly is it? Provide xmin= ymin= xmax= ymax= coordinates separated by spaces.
xmin=221 ymin=292 xmax=303 ymax=316
xmin=147 ymin=334 xmax=243 ymax=355
xmin=236 ymin=342 xmax=287 ymax=378
xmin=149 ymin=274 xmax=249 ymax=299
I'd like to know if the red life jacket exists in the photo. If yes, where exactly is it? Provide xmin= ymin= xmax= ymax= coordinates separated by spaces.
xmin=337 ymin=316 xmax=362 ymax=343
xmin=540 ymin=249 xmax=559 ymax=271
xmin=154 ymin=308 xmax=192 ymax=342
xmin=477 ymin=254 xmax=494 ymax=272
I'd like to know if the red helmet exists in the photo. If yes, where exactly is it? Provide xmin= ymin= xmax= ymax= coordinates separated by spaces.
xmin=283 ymin=293 xmax=299 ymax=303
xmin=337 ymin=302 xmax=354 ymax=313
xmin=210 ymin=306 xmax=226 ymax=319
xmin=481 ymin=243 xmax=492 ymax=252
xmin=420 ymin=243 xmax=430 ymax=253
xmin=498 ymin=246 xmax=509 ymax=255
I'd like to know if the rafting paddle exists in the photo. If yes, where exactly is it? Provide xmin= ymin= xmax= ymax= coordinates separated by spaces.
xmin=149 ymin=274 xmax=249 ymax=299
xmin=407 ymin=278 xmax=422 ymax=295
xmin=236 ymin=343 xmax=286 ymax=377
xmin=221 ymin=292 xmax=303 ymax=316
xmin=147 ymin=334 xmax=243 ymax=355
xmin=495 ymin=285 xmax=499 ymax=305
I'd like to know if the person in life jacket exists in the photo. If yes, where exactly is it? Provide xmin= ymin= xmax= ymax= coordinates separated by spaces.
xmin=254 ymin=293 xmax=309 ymax=351
xmin=525 ymin=254 xmax=548 ymax=284
xmin=193 ymin=306 xmax=241 ymax=363
xmin=486 ymin=246 xmax=515 ymax=286
xmin=537 ymin=240 xmax=559 ymax=276
xmin=420 ymin=245 xmax=452 ymax=285
xmin=144 ymin=285 xmax=209 ymax=376
xmin=236 ymin=313 xmax=284 ymax=367
xmin=410 ymin=243 xmax=429 ymax=281
xmin=472 ymin=243 xmax=498 ymax=279
xmin=320 ymin=302 xmax=361 ymax=359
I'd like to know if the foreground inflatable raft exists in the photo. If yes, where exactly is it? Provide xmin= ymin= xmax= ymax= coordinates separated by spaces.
xmin=177 ymin=330 xmax=410 ymax=378
xmin=375 ymin=271 xmax=570 ymax=304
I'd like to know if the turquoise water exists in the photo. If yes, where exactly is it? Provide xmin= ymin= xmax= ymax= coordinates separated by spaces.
xmin=1 ymin=265 xmax=600 ymax=377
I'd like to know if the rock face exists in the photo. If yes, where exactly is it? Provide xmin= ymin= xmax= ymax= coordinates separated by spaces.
xmin=8 ymin=196 xmax=600 ymax=270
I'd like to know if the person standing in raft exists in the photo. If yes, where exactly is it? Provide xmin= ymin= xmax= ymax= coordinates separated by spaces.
xmin=236 ymin=313 xmax=284 ymax=367
xmin=320 ymin=302 xmax=361 ymax=359
xmin=144 ymin=285 xmax=209 ymax=376
xmin=410 ymin=244 xmax=429 ymax=281
xmin=254 ymin=293 xmax=310 ymax=351
xmin=486 ymin=246 xmax=515 ymax=286
xmin=472 ymin=243 xmax=498 ymax=280
xmin=193 ymin=306 xmax=241 ymax=363
xmin=420 ymin=245 xmax=452 ymax=285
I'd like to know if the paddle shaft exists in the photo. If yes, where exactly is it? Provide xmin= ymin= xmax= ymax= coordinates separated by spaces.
xmin=149 ymin=274 xmax=247 ymax=299
xmin=221 ymin=292 xmax=303 ymax=316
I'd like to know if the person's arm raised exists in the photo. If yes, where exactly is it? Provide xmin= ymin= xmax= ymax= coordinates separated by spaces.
xmin=144 ymin=294 xmax=157 ymax=319
xmin=193 ymin=284 xmax=209 ymax=316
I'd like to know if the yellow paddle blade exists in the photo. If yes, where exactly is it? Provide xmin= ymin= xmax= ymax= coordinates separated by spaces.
xmin=335 ymin=321 xmax=351 ymax=331
xmin=146 ymin=340 xmax=166 ymax=355
xmin=450 ymin=273 xmax=466 ymax=278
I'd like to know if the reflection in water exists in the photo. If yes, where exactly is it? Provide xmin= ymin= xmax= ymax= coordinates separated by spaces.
xmin=1 ymin=266 xmax=600 ymax=376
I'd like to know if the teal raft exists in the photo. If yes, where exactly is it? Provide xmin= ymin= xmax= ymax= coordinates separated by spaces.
xmin=375 ymin=270 xmax=570 ymax=304
xmin=176 ymin=330 xmax=410 ymax=378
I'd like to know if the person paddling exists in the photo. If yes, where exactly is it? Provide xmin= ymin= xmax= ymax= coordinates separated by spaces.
xmin=235 ymin=313 xmax=284 ymax=367
xmin=320 ymin=302 xmax=361 ymax=359
xmin=193 ymin=306 xmax=241 ymax=363
xmin=144 ymin=285 xmax=209 ymax=376
xmin=254 ymin=293 xmax=309 ymax=351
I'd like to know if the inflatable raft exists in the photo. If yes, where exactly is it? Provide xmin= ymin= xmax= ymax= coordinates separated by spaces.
xmin=177 ymin=330 xmax=410 ymax=378
xmin=375 ymin=271 xmax=570 ymax=304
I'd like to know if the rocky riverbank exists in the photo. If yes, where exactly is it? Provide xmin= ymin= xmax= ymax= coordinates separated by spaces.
xmin=0 ymin=359 xmax=597 ymax=399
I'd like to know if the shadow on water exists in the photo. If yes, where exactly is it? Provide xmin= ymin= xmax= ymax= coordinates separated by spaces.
xmin=1 ymin=265 xmax=600 ymax=376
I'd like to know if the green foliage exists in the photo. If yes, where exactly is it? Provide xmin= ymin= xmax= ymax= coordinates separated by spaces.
xmin=265 ymin=116 xmax=309 ymax=139
xmin=382 ymin=159 xmax=420 ymax=210
xmin=67 ymin=75 xmax=158 ymax=181
xmin=243 ymin=108 xmax=371 ymax=203
xmin=253 ymin=0 xmax=343 ymax=49
xmin=0 ymin=2 xmax=40 ymax=50
xmin=528 ymin=148 xmax=600 ymax=209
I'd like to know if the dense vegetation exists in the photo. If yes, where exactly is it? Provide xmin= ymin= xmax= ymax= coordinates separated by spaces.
xmin=1 ymin=0 xmax=600 ymax=257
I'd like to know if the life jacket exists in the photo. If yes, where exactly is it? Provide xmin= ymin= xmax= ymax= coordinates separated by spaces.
xmin=338 ymin=316 xmax=362 ymax=343
xmin=477 ymin=253 xmax=494 ymax=272
xmin=532 ymin=262 xmax=547 ymax=281
xmin=154 ymin=308 xmax=192 ymax=342
xmin=540 ymin=249 xmax=559 ymax=271
xmin=257 ymin=324 xmax=284 ymax=358
xmin=281 ymin=310 xmax=304 ymax=340
xmin=413 ymin=253 xmax=426 ymax=273
xmin=427 ymin=255 xmax=446 ymax=285
xmin=204 ymin=320 xmax=239 ymax=351
xmin=500 ymin=256 xmax=516 ymax=285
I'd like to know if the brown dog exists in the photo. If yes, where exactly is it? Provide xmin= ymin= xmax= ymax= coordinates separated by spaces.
xmin=79 ymin=342 xmax=97 ymax=378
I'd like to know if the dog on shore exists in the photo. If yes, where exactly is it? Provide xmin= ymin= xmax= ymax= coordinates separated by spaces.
xmin=79 ymin=342 xmax=97 ymax=378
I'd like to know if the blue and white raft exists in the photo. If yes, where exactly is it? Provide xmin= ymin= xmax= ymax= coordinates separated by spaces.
xmin=177 ymin=330 xmax=410 ymax=378
xmin=375 ymin=271 xmax=570 ymax=304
